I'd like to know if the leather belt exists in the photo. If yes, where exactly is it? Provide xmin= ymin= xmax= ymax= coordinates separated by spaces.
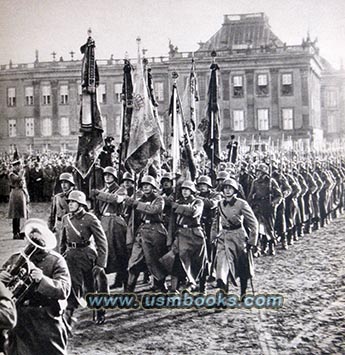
xmin=68 ymin=241 xmax=91 ymax=248
xmin=177 ymin=224 xmax=200 ymax=228
xmin=142 ymin=220 xmax=158 ymax=224
xmin=103 ymin=212 xmax=121 ymax=217
xmin=222 ymin=225 xmax=241 ymax=231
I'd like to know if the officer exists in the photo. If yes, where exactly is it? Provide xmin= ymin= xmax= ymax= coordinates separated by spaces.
xmin=213 ymin=178 xmax=258 ymax=299
xmin=8 ymin=159 xmax=29 ymax=239
xmin=48 ymin=172 xmax=75 ymax=250
xmin=125 ymin=176 xmax=168 ymax=292
xmin=91 ymin=167 xmax=128 ymax=290
xmin=60 ymin=190 xmax=108 ymax=326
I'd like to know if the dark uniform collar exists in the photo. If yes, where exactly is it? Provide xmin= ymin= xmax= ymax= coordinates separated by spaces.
xmin=141 ymin=192 xmax=156 ymax=202
xmin=106 ymin=181 xmax=119 ymax=192
xmin=178 ymin=195 xmax=194 ymax=204
xmin=71 ymin=207 xmax=86 ymax=219
xmin=223 ymin=196 xmax=237 ymax=207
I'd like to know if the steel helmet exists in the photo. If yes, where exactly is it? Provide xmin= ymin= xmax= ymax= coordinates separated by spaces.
xmin=59 ymin=172 xmax=75 ymax=185
xmin=222 ymin=178 xmax=239 ymax=192
xmin=140 ymin=175 xmax=159 ymax=190
xmin=181 ymin=180 xmax=197 ymax=193
xmin=216 ymin=171 xmax=229 ymax=181
xmin=103 ymin=166 xmax=117 ymax=180
xmin=160 ymin=172 xmax=173 ymax=183
xmin=122 ymin=171 xmax=134 ymax=182
xmin=256 ymin=163 xmax=269 ymax=175
xmin=67 ymin=190 xmax=88 ymax=207
xmin=197 ymin=175 xmax=213 ymax=188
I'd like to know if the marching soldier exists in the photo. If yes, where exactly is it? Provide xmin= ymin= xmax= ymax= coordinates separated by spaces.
xmin=0 ymin=218 xmax=71 ymax=355
xmin=160 ymin=172 xmax=175 ymax=230
xmin=91 ymin=167 xmax=128 ymax=290
xmin=272 ymin=164 xmax=292 ymax=250
xmin=213 ymin=178 xmax=258 ymax=299
xmin=125 ymin=176 xmax=168 ymax=292
xmin=196 ymin=175 xmax=221 ymax=274
xmin=60 ymin=190 xmax=108 ymax=326
xmin=300 ymin=163 xmax=318 ymax=234
xmin=248 ymin=163 xmax=283 ymax=256
xmin=161 ymin=180 xmax=207 ymax=292
xmin=48 ymin=172 xmax=76 ymax=250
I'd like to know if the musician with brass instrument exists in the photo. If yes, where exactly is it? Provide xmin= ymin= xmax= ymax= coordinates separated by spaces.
xmin=0 ymin=218 xmax=71 ymax=355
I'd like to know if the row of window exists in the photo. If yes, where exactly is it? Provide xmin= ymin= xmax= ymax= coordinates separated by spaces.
xmin=230 ymin=73 xmax=293 ymax=98
xmin=229 ymin=108 xmax=294 ymax=131
xmin=8 ymin=117 xmax=70 ymax=137
xmin=6 ymin=82 xmax=165 ymax=107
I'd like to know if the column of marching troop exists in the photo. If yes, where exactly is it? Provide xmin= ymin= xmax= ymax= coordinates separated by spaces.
xmin=1 ymin=154 xmax=344 ymax=355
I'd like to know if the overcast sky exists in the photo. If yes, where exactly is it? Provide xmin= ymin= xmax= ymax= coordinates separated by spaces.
xmin=0 ymin=0 xmax=344 ymax=68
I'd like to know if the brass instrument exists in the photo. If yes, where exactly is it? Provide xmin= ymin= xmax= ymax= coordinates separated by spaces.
xmin=3 ymin=218 xmax=56 ymax=305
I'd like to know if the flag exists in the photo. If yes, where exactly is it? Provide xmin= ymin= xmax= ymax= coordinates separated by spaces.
xmin=170 ymin=79 xmax=197 ymax=181
xmin=203 ymin=62 xmax=221 ymax=167
xmin=119 ymin=59 xmax=134 ymax=166
xmin=182 ymin=58 xmax=199 ymax=148
xmin=75 ymin=31 xmax=104 ymax=179
xmin=125 ymin=52 xmax=162 ymax=174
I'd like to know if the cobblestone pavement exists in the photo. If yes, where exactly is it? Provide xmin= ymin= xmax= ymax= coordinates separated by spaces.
xmin=1 ymin=203 xmax=344 ymax=355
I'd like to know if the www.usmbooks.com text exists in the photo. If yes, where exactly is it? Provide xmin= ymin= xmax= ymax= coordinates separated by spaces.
xmin=85 ymin=291 xmax=284 ymax=310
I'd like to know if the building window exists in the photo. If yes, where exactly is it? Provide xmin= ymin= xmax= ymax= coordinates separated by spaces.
xmin=281 ymin=73 xmax=293 ymax=96
xmin=257 ymin=109 xmax=269 ymax=131
xmin=97 ymin=84 xmax=106 ymax=104
xmin=25 ymin=86 xmax=34 ymax=105
xmin=328 ymin=112 xmax=337 ymax=133
xmin=256 ymin=74 xmax=269 ymax=96
xmin=232 ymin=75 xmax=244 ymax=98
xmin=25 ymin=118 xmax=35 ymax=137
xmin=115 ymin=115 xmax=121 ymax=137
xmin=42 ymin=85 xmax=51 ymax=105
xmin=78 ymin=81 xmax=82 ymax=103
xmin=324 ymin=90 xmax=337 ymax=108
xmin=233 ymin=110 xmax=245 ymax=131
xmin=198 ymin=76 xmax=206 ymax=101
xmin=60 ymin=117 xmax=70 ymax=136
xmin=114 ymin=83 xmax=122 ymax=103
xmin=102 ymin=115 xmax=107 ymax=136
xmin=7 ymin=88 xmax=16 ymax=107
xmin=154 ymin=82 xmax=164 ymax=101
xmin=282 ymin=108 xmax=294 ymax=130
xmin=8 ymin=119 xmax=16 ymax=137
xmin=60 ymin=85 xmax=69 ymax=105
xmin=41 ymin=117 xmax=52 ymax=136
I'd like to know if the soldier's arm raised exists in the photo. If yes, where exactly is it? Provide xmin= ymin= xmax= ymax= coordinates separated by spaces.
xmin=136 ymin=196 xmax=164 ymax=215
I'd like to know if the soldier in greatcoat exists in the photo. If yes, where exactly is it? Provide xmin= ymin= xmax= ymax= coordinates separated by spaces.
xmin=8 ymin=160 xmax=29 ymax=239
xmin=213 ymin=178 xmax=258 ymax=299
xmin=248 ymin=163 xmax=282 ymax=256
xmin=48 ymin=172 xmax=75 ymax=251
xmin=91 ymin=166 xmax=128 ymax=290
xmin=60 ymin=191 xmax=108 ymax=325
xmin=125 ymin=176 xmax=168 ymax=292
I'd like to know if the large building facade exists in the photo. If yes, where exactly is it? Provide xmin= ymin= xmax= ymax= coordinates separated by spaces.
xmin=0 ymin=12 xmax=344 ymax=155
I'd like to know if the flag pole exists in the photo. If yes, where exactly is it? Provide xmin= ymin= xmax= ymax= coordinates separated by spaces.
xmin=210 ymin=51 xmax=217 ymax=177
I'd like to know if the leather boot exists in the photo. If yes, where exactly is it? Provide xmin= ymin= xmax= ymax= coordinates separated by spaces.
xmin=268 ymin=241 xmax=276 ymax=256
